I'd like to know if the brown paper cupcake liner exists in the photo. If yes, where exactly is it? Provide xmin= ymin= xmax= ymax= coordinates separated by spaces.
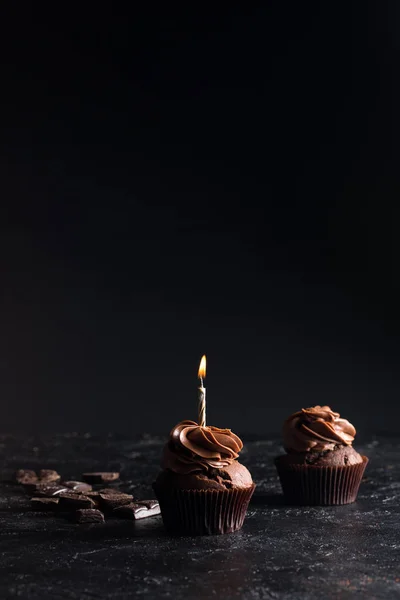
xmin=153 ymin=483 xmax=255 ymax=535
xmin=274 ymin=455 xmax=368 ymax=506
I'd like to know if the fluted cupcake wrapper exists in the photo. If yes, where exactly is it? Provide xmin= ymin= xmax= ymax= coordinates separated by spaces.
xmin=153 ymin=483 xmax=256 ymax=535
xmin=274 ymin=455 xmax=368 ymax=506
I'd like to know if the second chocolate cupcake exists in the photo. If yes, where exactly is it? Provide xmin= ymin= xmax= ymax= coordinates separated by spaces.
xmin=275 ymin=405 xmax=368 ymax=505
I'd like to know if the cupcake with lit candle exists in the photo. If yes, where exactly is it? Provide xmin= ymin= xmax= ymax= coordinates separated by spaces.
xmin=274 ymin=405 xmax=368 ymax=505
xmin=153 ymin=356 xmax=255 ymax=535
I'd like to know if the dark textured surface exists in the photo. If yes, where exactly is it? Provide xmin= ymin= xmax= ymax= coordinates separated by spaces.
xmin=0 ymin=433 xmax=398 ymax=599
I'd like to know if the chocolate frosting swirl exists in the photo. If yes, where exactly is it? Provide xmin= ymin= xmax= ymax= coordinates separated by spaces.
xmin=283 ymin=405 xmax=356 ymax=452
xmin=162 ymin=420 xmax=243 ymax=474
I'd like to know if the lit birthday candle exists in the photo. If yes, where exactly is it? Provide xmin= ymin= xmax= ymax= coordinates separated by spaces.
xmin=197 ymin=355 xmax=206 ymax=427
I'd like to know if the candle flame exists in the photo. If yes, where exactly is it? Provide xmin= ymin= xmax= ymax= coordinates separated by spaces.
xmin=198 ymin=355 xmax=206 ymax=380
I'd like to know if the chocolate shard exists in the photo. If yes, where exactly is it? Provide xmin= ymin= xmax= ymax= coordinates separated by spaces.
xmin=24 ymin=483 xmax=69 ymax=496
xmin=97 ymin=488 xmax=121 ymax=495
xmin=38 ymin=470 xmax=61 ymax=483
xmin=18 ymin=469 xmax=61 ymax=490
xmin=58 ymin=493 xmax=96 ymax=510
xmin=73 ymin=509 xmax=105 ymax=524
xmin=98 ymin=493 xmax=133 ymax=511
xmin=31 ymin=497 xmax=59 ymax=510
xmin=85 ymin=491 xmax=101 ymax=499
xmin=138 ymin=500 xmax=159 ymax=510
xmin=85 ymin=488 xmax=121 ymax=501
xmin=113 ymin=500 xmax=160 ymax=520
xmin=85 ymin=488 xmax=122 ymax=504
xmin=15 ymin=470 xmax=39 ymax=485
xmin=82 ymin=472 xmax=120 ymax=484
xmin=63 ymin=481 xmax=93 ymax=494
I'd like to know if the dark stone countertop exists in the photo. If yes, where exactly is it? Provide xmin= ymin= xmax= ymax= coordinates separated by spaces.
xmin=0 ymin=433 xmax=399 ymax=599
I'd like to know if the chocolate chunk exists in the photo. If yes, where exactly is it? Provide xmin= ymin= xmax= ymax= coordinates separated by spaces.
xmin=85 ymin=491 xmax=101 ymax=499
xmin=113 ymin=500 xmax=160 ymax=520
xmin=15 ymin=470 xmax=39 ymax=485
xmin=63 ymin=481 xmax=93 ymax=493
xmin=58 ymin=493 xmax=96 ymax=510
xmin=98 ymin=492 xmax=133 ymax=511
xmin=17 ymin=469 xmax=61 ymax=490
xmin=31 ymin=497 xmax=59 ymax=510
xmin=82 ymin=472 xmax=120 ymax=484
xmin=38 ymin=469 xmax=61 ymax=483
xmin=73 ymin=509 xmax=105 ymax=524
xmin=97 ymin=488 xmax=121 ymax=495
xmin=85 ymin=488 xmax=120 ymax=501
xmin=24 ymin=483 xmax=69 ymax=496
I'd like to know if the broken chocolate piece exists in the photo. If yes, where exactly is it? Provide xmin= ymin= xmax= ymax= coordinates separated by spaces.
xmin=82 ymin=472 xmax=120 ymax=484
xmin=38 ymin=469 xmax=61 ymax=483
xmin=31 ymin=497 xmax=59 ymax=510
xmin=73 ymin=509 xmax=105 ymax=524
xmin=98 ymin=492 xmax=133 ymax=511
xmin=58 ymin=493 xmax=96 ymax=510
xmin=24 ymin=483 xmax=69 ymax=496
xmin=15 ymin=469 xmax=39 ymax=485
xmin=85 ymin=491 xmax=101 ymax=499
xmin=63 ymin=481 xmax=93 ymax=494
xmin=17 ymin=469 xmax=61 ymax=490
xmin=85 ymin=488 xmax=121 ymax=501
xmin=113 ymin=500 xmax=160 ymax=520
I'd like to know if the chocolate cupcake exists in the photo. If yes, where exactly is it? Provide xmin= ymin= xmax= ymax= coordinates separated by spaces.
xmin=275 ymin=406 xmax=368 ymax=505
xmin=153 ymin=420 xmax=255 ymax=535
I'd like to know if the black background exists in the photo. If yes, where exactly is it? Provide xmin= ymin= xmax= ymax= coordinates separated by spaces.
xmin=1 ymin=3 xmax=399 ymax=435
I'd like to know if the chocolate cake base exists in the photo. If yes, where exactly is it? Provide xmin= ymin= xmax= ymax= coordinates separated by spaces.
xmin=274 ymin=455 xmax=369 ymax=505
xmin=153 ymin=484 xmax=255 ymax=536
